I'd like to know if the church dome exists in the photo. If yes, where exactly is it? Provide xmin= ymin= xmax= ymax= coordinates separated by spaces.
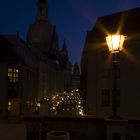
xmin=27 ymin=21 xmax=54 ymax=45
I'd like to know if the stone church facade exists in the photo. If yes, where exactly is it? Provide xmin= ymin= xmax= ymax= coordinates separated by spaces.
xmin=27 ymin=0 xmax=72 ymax=96
xmin=0 ymin=0 xmax=72 ymax=118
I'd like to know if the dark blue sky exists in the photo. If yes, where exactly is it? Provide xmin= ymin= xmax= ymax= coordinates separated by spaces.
xmin=0 ymin=0 xmax=140 ymax=64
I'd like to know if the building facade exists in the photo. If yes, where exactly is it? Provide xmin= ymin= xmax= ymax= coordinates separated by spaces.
xmin=27 ymin=0 xmax=72 ymax=94
xmin=0 ymin=0 xmax=72 ymax=118
xmin=81 ymin=7 xmax=140 ymax=119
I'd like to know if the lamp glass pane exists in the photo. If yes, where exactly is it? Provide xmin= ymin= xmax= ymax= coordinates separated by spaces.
xmin=106 ymin=35 xmax=125 ymax=52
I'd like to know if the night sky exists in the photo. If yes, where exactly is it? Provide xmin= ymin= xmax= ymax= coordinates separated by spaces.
xmin=0 ymin=0 xmax=140 ymax=64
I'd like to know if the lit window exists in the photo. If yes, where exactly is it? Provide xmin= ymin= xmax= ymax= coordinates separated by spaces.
xmin=8 ymin=68 xmax=18 ymax=83
xmin=8 ymin=101 xmax=12 ymax=111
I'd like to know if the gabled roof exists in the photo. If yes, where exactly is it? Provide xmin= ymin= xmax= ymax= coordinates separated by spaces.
xmin=93 ymin=7 xmax=140 ymax=39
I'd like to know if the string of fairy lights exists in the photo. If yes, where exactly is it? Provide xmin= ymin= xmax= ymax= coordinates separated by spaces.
xmin=26 ymin=89 xmax=84 ymax=116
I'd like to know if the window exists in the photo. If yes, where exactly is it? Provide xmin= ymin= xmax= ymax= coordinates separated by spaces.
xmin=8 ymin=101 xmax=12 ymax=111
xmin=101 ymin=89 xmax=110 ymax=107
xmin=8 ymin=68 xmax=19 ymax=99
xmin=8 ymin=68 xmax=18 ymax=83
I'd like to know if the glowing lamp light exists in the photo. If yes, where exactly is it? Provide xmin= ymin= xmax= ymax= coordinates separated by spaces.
xmin=106 ymin=34 xmax=126 ymax=53
xmin=37 ymin=103 xmax=40 ymax=107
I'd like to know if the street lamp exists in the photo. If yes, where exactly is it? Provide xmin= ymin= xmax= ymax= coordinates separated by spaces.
xmin=106 ymin=34 xmax=126 ymax=119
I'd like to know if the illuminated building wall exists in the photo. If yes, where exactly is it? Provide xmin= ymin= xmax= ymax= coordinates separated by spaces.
xmin=81 ymin=8 xmax=140 ymax=119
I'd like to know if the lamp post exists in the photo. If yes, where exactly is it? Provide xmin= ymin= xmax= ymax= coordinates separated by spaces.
xmin=106 ymin=34 xmax=126 ymax=119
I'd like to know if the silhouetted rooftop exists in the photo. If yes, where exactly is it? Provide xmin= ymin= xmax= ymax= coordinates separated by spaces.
xmin=86 ymin=7 xmax=140 ymax=43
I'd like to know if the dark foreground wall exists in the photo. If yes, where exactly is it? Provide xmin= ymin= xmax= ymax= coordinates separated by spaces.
xmin=24 ymin=116 xmax=106 ymax=140
xmin=23 ymin=116 xmax=140 ymax=140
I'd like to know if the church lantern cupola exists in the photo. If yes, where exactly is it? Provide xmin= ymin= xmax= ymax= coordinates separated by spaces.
xmin=36 ymin=0 xmax=49 ymax=22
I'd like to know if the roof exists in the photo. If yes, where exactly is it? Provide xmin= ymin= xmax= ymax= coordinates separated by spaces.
xmin=0 ymin=35 xmax=39 ymax=68
xmin=86 ymin=7 xmax=140 ymax=42
xmin=0 ymin=34 xmax=70 ymax=71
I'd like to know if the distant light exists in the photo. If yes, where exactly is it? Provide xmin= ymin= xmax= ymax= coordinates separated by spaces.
xmin=79 ymin=109 xmax=84 ymax=116
xmin=37 ymin=103 xmax=40 ymax=107
xmin=78 ymin=105 xmax=81 ymax=108
xmin=8 ymin=102 xmax=12 ymax=106
xmin=75 ymin=89 xmax=79 ymax=91
xmin=57 ymin=102 xmax=60 ymax=105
